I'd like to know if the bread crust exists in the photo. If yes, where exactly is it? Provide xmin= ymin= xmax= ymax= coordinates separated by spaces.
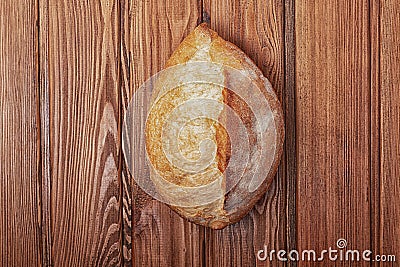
xmin=149 ymin=23 xmax=284 ymax=229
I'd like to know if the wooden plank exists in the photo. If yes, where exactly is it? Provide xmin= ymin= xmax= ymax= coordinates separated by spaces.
xmin=0 ymin=0 xmax=41 ymax=266
xmin=39 ymin=0 xmax=52 ymax=265
xmin=120 ymin=4 xmax=133 ymax=265
xmin=120 ymin=0 xmax=204 ymax=266
xmin=370 ymin=0 xmax=381 ymax=260
xmin=380 ymin=0 xmax=400 ymax=262
xmin=47 ymin=0 xmax=122 ymax=265
xmin=203 ymin=0 xmax=292 ymax=266
xmin=295 ymin=0 xmax=371 ymax=265
xmin=120 ymin=4 xmax=131 ymax=265
xmin=283 ymin=0 xmax=297 ymax=260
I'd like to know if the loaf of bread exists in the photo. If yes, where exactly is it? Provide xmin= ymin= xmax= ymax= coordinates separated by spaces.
xmin=145 ymin=23 xmax=284 ymax=229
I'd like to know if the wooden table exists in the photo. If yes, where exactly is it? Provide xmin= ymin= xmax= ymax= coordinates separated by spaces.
xmin=0 ymin=0 xmax=399 ymax=266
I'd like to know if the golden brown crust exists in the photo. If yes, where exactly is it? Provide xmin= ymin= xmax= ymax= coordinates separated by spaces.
xmin=165 ymin=23 xmax=218 ymax=67
xmin=151 ymin=23 xmax=285 ymax=229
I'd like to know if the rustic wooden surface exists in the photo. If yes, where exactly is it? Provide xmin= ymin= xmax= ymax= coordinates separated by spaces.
xmin=295 ymin=0 xmax=372 ymax=266
xmin=44 ymin=0 xmax=122 ymax=265
xmin=0 ymin=0 xmax=399 ymax=266
xmin=380 ymin=0 xmax=400 ymax=262
xmin=0 ymin=1 xmax=41 ymax=266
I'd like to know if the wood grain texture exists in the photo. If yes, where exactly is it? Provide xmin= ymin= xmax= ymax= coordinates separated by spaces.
xmin=203 ymin=0 xmax=294 ymax=266
xmin=295 ymin=0 xmax=371 ymax=265
xmin=47 ymin=0 xmax=121 ymax=265
xmin=120 ymin=3 xmax=132 ymax=265
xmin=39 ymin=0 xmax=52 ymax=265
xmin=121 ymin=0 xmax=204 ymax=266
xmin=0 ymin=0 xmax=41 ymax=266
xmin=1 ymin=1 xmax=400 ymax=266
xmin=370 ymin=0 xmax=381 ymax=261
xmin=380 ymin=0 xmax=400 ymax=263
xmin=283 ymin=0 xmax=297 ymax=263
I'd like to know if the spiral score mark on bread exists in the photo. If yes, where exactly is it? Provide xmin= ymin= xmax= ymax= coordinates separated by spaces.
xmin=123 ymin=23 xmax=284 ymax=229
